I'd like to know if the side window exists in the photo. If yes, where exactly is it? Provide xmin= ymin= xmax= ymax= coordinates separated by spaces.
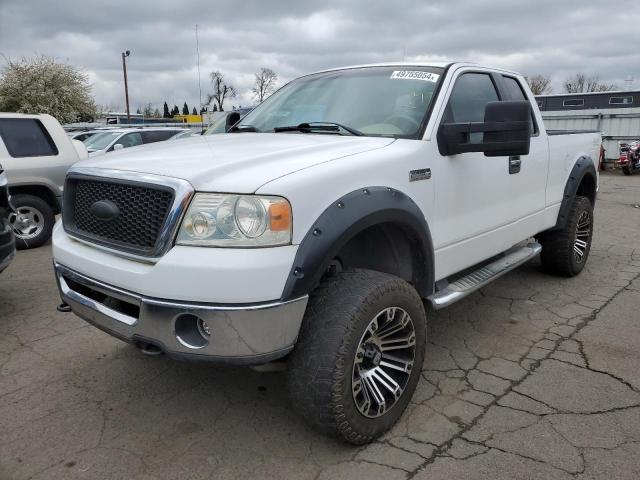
xmin=117 ymin=132 xmax=143 ymax=149
xmin=501 ymin=76 xmax=538 ymax=134
xmin=447 ymin=73 xmax=500 ymax=123
xmin=0 ymin=118 xmax=59 ymax=158
xmin=141 ymin=131 xmax=175 ymax=144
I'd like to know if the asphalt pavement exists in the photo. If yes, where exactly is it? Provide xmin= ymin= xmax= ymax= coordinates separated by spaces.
xmin=1 ymin=171 xmax=639 ymax=479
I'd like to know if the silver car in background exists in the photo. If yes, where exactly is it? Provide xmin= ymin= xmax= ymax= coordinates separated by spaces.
xmin=85 ymin=128 xmax=187 ymax=156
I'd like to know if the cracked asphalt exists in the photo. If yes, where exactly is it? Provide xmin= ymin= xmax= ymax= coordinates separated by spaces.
xmin=1 ymin=171 xmax=639 ymax=480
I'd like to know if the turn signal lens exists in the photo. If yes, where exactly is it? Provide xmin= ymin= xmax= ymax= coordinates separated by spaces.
xmin=269 ymin=201 xmax=292 ymax=232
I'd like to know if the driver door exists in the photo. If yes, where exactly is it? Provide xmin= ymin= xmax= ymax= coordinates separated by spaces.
xmin=431 ymin=70 xmax=520 ymax=278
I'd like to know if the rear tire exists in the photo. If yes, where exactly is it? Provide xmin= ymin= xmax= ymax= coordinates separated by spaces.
xmin=538 ymin=195 xmax=593 ymax=277
xmin=8 ymin=194 xmax=55 ymax=250
xmin=622 ymin=165 xmax=631 ymax=175
xmin=287 ymin=269 xmax=426 ymax=445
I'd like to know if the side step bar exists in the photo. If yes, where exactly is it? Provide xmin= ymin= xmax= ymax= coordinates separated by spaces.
xmin=428 ymin=242 xmax=542 ymax=309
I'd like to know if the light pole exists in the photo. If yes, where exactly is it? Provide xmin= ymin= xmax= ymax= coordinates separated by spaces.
xmin=121 ymin=50 xmax=131 ymax=124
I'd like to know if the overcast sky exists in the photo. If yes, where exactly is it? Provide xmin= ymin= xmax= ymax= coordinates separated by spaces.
xmin=1 ymin=0 xmax=638 ymax=112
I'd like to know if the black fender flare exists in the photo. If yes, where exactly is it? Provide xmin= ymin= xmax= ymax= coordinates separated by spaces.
xmin=281 ymin=186 xmax=435 ymax=300
xmin=553 ymin=156 xmax=597 ymax=231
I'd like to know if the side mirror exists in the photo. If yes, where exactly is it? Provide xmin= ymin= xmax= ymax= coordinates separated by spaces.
xmin=437 ymin=101 xmax=531 ymax=157
xmin=113 ymin=144 xmax=124 ymax=151
xmin=225 ymin=112 xmax=241 ymax=132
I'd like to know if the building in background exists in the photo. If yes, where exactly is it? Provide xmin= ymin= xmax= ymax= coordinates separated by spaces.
xmin=536 ymin=90 xmax=640 ymax=162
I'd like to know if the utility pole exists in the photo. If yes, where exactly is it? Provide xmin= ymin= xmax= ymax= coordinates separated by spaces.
xmin=122 ymin=50 xmax=131 ymax=124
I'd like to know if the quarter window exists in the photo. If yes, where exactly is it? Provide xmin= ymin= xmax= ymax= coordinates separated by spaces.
xmin=0 ymin=118 xmax=58 ymax=158
xmin=501 ymin=76 xmax=538 ymax=134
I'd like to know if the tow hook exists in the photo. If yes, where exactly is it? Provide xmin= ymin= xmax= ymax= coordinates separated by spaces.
xmin=137 ymin=341 xmax=164 ymax=356
xmin=56 ymin=302 xmax=72 ymax=313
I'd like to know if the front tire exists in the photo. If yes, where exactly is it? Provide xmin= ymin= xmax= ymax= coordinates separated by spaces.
xmin=8 ymin=194 xmax=55 ymax=249
xmin=622 ymin=165 xmax=631 ymax=175
xmin=538 ymin=195 xmax=593 ymax=277
xmin=287 ymin=269 xmax=426 ymax=444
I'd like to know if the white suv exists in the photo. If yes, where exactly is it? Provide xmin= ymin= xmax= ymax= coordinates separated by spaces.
xmin=0 ymin=113 xmax=88 ymax=248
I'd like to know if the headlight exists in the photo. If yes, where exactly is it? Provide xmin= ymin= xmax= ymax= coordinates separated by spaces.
xmin=176 ymin=193 xmax=292 ymax=247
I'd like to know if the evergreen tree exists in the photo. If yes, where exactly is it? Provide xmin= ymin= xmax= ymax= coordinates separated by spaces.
xmin=163 ymin=102 xmax=170 ymax=118
xmin=192 ymin=107 xmax=197 ymax=115
xmin=182 ymin=102 xmax=189 ymax=115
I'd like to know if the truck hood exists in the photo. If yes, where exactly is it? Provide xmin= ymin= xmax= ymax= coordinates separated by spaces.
xmin=77 ymin=133 xmax=395 ymax=192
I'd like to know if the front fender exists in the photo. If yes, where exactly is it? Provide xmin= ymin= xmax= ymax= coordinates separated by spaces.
xmin=281 ymin=186 xmax=434 ymax=300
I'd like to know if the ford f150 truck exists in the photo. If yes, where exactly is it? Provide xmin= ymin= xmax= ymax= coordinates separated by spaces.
xmin=52 ymin=62 xmax=600 ymax=444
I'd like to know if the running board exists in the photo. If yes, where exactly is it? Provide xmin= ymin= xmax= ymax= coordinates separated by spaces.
xmin=428 ymin=242 xmax=542 ymax=309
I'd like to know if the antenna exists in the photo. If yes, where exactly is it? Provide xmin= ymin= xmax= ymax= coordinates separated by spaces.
xmin=196 ymin=24 xmax=204 ymax=132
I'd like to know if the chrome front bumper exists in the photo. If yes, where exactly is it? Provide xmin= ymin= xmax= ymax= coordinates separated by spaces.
xmin=54 ymin=263 xmax=308 ymax=364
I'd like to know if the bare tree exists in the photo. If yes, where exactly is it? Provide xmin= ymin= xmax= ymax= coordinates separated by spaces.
xmin=142 ymin=103 xmax=154 ymax=117
xmin=525 ymin=74 xmax=552 ymax=95
xmin=252 ymin=67 xmax=278 ymax=103
xmin=0 ymin=55 xmax=96 ymax=123
xmin=207 ymin=71 xmax=237 ymax=112
xmin=564 ymin=73 xmax=617 ymax=93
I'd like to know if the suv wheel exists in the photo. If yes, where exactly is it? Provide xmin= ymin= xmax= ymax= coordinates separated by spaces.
xmin=538 ymin=195 xmax=593 ymax=277
xmin=287 ymin=269 xmax=426 ymax=444
xmin=8 ymin=194 xmax=55 ymax=249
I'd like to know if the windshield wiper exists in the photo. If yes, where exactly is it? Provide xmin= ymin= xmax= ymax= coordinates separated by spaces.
xmin=273 ymin=122 xmax=364 ymax=136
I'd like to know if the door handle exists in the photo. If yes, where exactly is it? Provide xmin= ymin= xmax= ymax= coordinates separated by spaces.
xmin=509 ymin=156 xmax=521 ymax=174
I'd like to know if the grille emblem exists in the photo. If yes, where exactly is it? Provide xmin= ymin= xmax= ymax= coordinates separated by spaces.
xmin=90 ymin=200 xmax=120 ymax=222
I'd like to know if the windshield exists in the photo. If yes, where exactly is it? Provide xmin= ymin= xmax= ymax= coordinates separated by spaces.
xmin=84 ymin=132 xmax=121 ymax=150
xmin=238 ymin=66 xmax=443 ymax=138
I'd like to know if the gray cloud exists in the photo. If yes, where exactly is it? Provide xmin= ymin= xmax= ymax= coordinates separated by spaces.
xmin=1 ymin=0 xmax=638 ymax=111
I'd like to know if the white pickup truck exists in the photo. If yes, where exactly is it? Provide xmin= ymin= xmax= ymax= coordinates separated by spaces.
xmin=52 ymin=62 xmax=600 ymax=444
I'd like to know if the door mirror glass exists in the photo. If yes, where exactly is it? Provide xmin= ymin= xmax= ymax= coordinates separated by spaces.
xmin=437 ymin=101 xmax=531 ymax=157
xmin=113 ymin=143 xmax=124 ymax=151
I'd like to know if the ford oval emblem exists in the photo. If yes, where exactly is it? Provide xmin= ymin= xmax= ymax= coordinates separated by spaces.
xmin=90 ymin=200 xmax=120 ymax=222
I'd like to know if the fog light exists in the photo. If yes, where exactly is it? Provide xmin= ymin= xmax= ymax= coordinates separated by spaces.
xmin=197 ymin=317 xmax=211 ymax=337
xmin=175 ymin=314 xmax=210 ymax=349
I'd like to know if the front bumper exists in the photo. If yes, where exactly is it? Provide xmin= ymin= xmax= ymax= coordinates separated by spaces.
xmin=55 ymin=263 xmax=308 ymax=364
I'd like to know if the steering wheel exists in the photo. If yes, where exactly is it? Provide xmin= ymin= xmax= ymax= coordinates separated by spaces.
xmin=383 ymin=114 xmax=420 ymax=134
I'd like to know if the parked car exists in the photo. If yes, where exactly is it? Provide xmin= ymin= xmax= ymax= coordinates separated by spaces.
xmin=0 ymin=165 xmax=15 ymax=273
xmin=84 ymin=128 xmax=187 ymax=157
xmin=52 ymin=62 xmax=600 ymax=444
xmin=67 ymin=130 xmax=105 ymax=142
xmin=0 ymin=113 xmax=88 ymax=249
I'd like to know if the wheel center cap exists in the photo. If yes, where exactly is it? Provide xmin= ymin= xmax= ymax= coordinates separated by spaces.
xmin=362 ymin=343 xmax=382 ymax=368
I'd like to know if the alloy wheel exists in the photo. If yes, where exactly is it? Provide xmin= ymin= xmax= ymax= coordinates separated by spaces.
xmin=574 ymin=210 xmax=591 ymax=264
xmin=352 ymin=307 xmax=416 ymax=418
xmin=9 ymin=206 xmax=45 ymax=240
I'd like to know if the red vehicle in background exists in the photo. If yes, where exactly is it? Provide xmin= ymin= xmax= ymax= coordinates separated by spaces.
xmin=617 ymin=141 xmax=640 ymax=175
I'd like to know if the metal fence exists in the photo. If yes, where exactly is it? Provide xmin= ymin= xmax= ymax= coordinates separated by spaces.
xmin=541 ymin=108 xmax=640 ymax=160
